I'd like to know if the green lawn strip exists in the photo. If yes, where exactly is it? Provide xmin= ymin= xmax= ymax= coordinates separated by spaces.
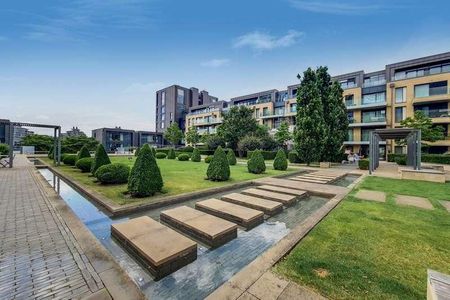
xmin=274 ymin=176 xmax=450 ymax=299
xmin=41 ymin=157 xmax=298 ymax=205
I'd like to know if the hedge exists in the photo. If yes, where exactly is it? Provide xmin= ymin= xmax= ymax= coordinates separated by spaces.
xmin=387 ymin=153 xmax=450 ymax=165
xmin=206 ymin=147 xmax=230 ymax=181
xmin=247 ymin=150 xmax=278 ymax=160
xmin=0 ymin=143 xmax=9 ymax=155
xmin=205 ymin=156 xmax=213 ymax=163
xmin=91 ymin=144 xmax=111 ymax=174
xmin=178 ymin=153 xmax=190 ymax=161
xmin=396 ymin=157 xmax=407 ymax=165
xmin=247 ymin=150 xmax=266 ymax=174
xmin=273 ymin=149 xmax=288 ymax=171
xmin=358 ymin=159 xmax=369 ymax=170
xmin=155 ymin=152 xmax=167 ymax=159
xmin=75 ymin=157 xmax=93 ymax=173
xmin=191 ymin=148 xmax=201 ymax=162
xmin=63 ymin=154 xmax=77 ymax=166
xmin=95 ymin=163 xmax=130 ymax=184
xmin=128 ymin=144 xmax=163 ymax=197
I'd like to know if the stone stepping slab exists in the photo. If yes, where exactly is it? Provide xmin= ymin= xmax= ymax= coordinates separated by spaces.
xmin=289 ymin=176 xmax=329 ymax=184
xmin=255 ymin=185 xmax=308 ymax=198
xmin=221 ymin=193 xmax=283 ymax=216
xmin=395 ymin=195 xmax=433 ymax=210
xmin=304 ymin=173 xmax=337 ymax=179
xmin=355 ymin=190 xmax=386 ymax=202
xmin=111 ymin=216 xmax=197 ymax=280
xmin=241 ymin=188 xmax=297 ymax=206
xmin=195 ymin=198 xmax=264 ymax=230
xmin=439 ymin=200 xmax=450 ymax=213
xmin=160 ymin=206 xmax=238 ymax=248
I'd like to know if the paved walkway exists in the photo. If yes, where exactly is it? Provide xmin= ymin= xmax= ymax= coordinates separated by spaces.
xmin=0 ymin=156 xmax=104 ymax=299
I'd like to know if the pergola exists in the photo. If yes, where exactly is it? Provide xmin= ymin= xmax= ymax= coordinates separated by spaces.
xmin=0 ymin=120 xmax=62 ymax=168
xmin=369 ymin=128 xmax=421 ymax=174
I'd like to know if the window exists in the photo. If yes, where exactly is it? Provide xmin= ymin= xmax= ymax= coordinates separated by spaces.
xmin=362 ymin=110 xmax=386 ymax=123
xmin=347 ymin=129 xmax=353 ymax=141
xmin=177 ymin=89 xmax=185 ymax=104
xmin=291 ymin=89 xmax=297 ymax=97
xmin=363 ymin=74 xmax=386 ymax=87
xmin=161 ymin=122 xmax=165 ymax=129
xmin=161 ymin=91 xmax=165 ymax=106
xmin=395 ymin=87 xmax=406 ymax=103
xmin=290 ymin=103 xmax=297 ymax=113
xmin=161 ymin=113 xmax=165 ymax=121
xmin=362 ymin=92 xmax=385 ymax=105
xmin=161 ymin=106 xmax=165 ymax=114
xmin=263 ymin=107 xmax=269 ymax=116
xmin=170 ymin=112 xmax=173 ymax=120
xmin=345 ymin=95 xmax=354 ymax=106
xmin=274 ymin=107 xmax=284 ymax=115
xmin=414 ymin=81 xmax=448 ymax=98
xmin=347 ymin=111 xmax=354 ymax=123
xmin=395 ymin=107 xmax=406 ymax=123
xmin=255 ymin=108 xmax=260 ymax=118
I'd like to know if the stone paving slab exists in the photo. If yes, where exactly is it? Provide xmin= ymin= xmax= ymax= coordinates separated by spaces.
xmin=247 ymin=271 xmax=289 ymax=300
xmin=241 ymin=188 xmax=297 ymax=205
xmin=303 ymin=174 xmax=336 ymax=180
xmin=221 ymin=193 xmax=283 ymax=216
xmin=255 ymin=185 xmax=308 ymax=197
xmin=160 ymin=205 xmax=237 ymax=248
xmin=355 ymin=189 xmax=386 ymax=203
xmin=289 ymin=177 xmax=329 ymax=184
xmin=395 ymin=195 xmax=433 ymax=210
xmin=439 ymin=200 xmax=450 ymax=213
xmin=256 ymin=177 xmax=349 ymax=197
xmin=195 ymin=198 xmax=264 ymax=229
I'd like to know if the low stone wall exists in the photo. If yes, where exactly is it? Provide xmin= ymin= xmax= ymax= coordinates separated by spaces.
xmin=401 ymin=169 xmax=446 ymax=183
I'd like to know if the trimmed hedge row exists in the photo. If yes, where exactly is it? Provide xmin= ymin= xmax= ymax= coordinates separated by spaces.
xmin=388 ymin=153 xmax=450 ymax=165
xmin=358 ymin=159 xmax=369 ymax=170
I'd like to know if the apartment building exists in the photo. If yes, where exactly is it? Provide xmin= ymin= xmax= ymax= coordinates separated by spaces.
xmin=166 ymin=52 xmax=450 ymax=155
xmin=92 ymin=127 xmax=163 ymax=152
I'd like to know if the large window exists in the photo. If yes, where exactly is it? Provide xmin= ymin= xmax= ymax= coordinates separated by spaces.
xmin=161 ymin=91 xmax=166 ymax=106
xmin=362 ymin=110 xmax=386 ymax=123
xmin=414 ymin=81 xmax=448 ymax=98
xmin=340 ymin=78 xmax=356 ymax=89
xmin=362 ymin=92 xmax=385 ymax=105
xmin=345 ymin=95 xmax=354 ymax=106
xmin=363 ymin=74 xmax=386 ymax=87
xmin=290 ymin=103 xmax=297 ymax=113
xmin=395 ymin=107 xmax=406 ymax=123
xmin=347 ymin=111 xmax=354 ymax=123
xmin=394 ymin=63 xmax=450 ymax=80
xmin=395 ymin=87 xmax=406 ymax=103
xmin=347 ymin=129 xmax=353 ymax=141
xmin=177 ymin=89 xmax=185 ymax=104
xmin=263 ymin=107 xmax=270 ymax=116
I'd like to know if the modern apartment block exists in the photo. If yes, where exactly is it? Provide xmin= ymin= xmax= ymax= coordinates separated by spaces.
xmin=92 ymin=127 xmax=163 ymax=152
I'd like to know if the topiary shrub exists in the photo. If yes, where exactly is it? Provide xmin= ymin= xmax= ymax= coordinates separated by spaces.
xmin=151 ymin=147 xmax=156 ymax=157
xmin=247 ymin=150 xmax=266 ymax=174
xmin=358 ymin=159 xmax=369 ymax=170
xmin=206 ymin=146 xmax=230 ymax=181
xmin=63 ymin=154 xmax=77 ymax=166
xmin=288 ymin=150 xmax=300 ymax=163
xmin=273 ymin=149 xmax=288 ymax=171
xmin=134 ymin=147 xmax=140 ymax=157
xmin=155 ymin=152 xmax=167 ymax=159
xmin=75 ymin=157 xmax=93 ymax=173
xmin=205 ymin=156 xmax=213 ymax=163
xmin=128 ymin=144 xmax=163 ymax=197
xmin=0 ymin=143 xmax=10 ymax=155
xmin=191 ymin=148 xmax=201 ymax=162
xmin=178 ymin=153 xmax=190 ymax=161
xmin=76 ymin=145 xmax=91 ymax=161
xmin=227 ymin=150 xmax=237 ymax=165
xmin=95 ymin=163 xmax=130 ymax=184
xmin=167 ymin=148 xmax=176 ymax=159
xmin=91 ymin=144 xmax=111 ymax=174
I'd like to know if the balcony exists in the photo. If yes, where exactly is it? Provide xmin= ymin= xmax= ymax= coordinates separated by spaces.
xmin=417 ymin=108 xmax=450 ymax=124
xmin=349 ymin=116 xmax=387 ymax=127
xmin=346 ymin=100 xmax=387 ymax=110
xmin=187 ymin=108 xmax=220 ymax=116
xmin=363 ymin=79 xmax=386 ymax=88
xmin=191 ymin=118 xmax=223 ymax=126
xmin=340 ymin=82 xmax=357 ymax=90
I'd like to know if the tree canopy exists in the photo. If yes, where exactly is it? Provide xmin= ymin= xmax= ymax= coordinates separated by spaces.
xmin=274 ymin=121 xmax=291 ymax=149
xmin=400 ymin=110 xmax=445 ymax=149
xmin=185 ymin=126 xmax=200 ymax=147
xmin=20 ymin=134 xmax=54 ymax=151
xmin=163 ymin=122 xmax=184 ymax=147
xmin=217 ymin=106 xmax=258 ymax=150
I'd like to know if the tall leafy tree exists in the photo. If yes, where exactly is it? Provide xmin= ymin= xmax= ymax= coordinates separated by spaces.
xmin=20 ymin=134 xmax=54 ymax=151
xmin=274 ymin=121 xmax=291 ymax=149
xmin=185 ymin=126 xmax=200 ymax=147
xmin=217 ymin=106 xmax=258 ymax=150
xmin=61 ymin=136 xmax=98 ymax=153
xmin=400 ymin=110 xmax=445 ymax=151
xmin=294 ymin=68 xmax=326 ymax=165
xmin=163 ymin=122 xmax=184 ymax=147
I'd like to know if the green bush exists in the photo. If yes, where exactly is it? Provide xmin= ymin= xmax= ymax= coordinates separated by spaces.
xmin=288 ymin=150 xmax=300 ymax=163
xmin=247 ymin=150 xmax=266 ymax=174
xmin=273 ymin=149 xmax=288 ymax=170
xmin=155 ymin=152 xmax=167 ymax=159
xmin=63 ymin=154 xmax=77 ymax=166
xmin=358 ymin=159 xmax=369 ymax=170
xmin=204 ymin=135 xmax=226 ymax=150
xmin=227 ymin=150 xmax=237 ymax=165
xmin=205 ymin=156 xmax=213 ymax=163
xmin=247 ymin=150 xmax=278 ymax=160
xmin=388 ymin=153 xmax=450 ymax=165
xmin=191 ymin=148 xmax=201 ymax=162
xmin=134 ymin=147 xmax=140 ymax=157
xmin=167 ymin=148 xmax=176 ymax=159
xmin=95 ymin=163 xmax=130 ymax=184
xmin=178 ymin=153 xmax=190 ymax=161
xmin=128 ymin=144 xmax=163 ymax=197
xmin=151 ymin=147 xmax=156 ymax=157
xmin=75 ymin=157 xmax=93 ymax=173
xmin=179 ymin=146 xmax=194 ymax=152
xmin=91 ymin=144 xmax=111 ymax=174
xmin=0 ymin=143 xmax=10 ymax=155
xmin=76 ymin=145 xmax=91 ymax=161
xmin=395 ymin=157 xmax=407 ymax=165
xmin=237 ymin=135 xmax=261 ymax=152
xmin=206 ymin=146 xmax=230 ymax=181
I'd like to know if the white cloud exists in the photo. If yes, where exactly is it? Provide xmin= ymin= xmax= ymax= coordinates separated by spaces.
xmin=288 ymin=0 xmax=382 ymax=15
xmin=200 ymin=58 xmax=230 ymax=68
xmin=123 ymin=81 xmax=165 ymax=93
xmin=233 ymin=30 xmax=303 ymax=51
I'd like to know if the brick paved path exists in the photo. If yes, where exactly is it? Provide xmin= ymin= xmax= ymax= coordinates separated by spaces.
xmin=0 ymin=156 xmax=104 ymax=299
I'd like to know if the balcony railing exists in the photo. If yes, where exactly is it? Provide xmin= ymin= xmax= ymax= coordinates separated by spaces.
xmin=192 ymin=118 xmax=222 ymax=125
xmin=362 ymin=79 xmax=386 ymax=88
xmin=187 ymin=108 xmax=220 ymax=116
xmin=340 ymin=82 xmax=357 ymax=89
xmin=417 ymin=109 xmax=450 ymax=118
xmin=362 ymin=116 xmax=386 ymax=123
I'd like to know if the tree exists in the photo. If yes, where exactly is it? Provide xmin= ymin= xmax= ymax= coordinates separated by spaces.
xmin=206 ymin=146 xmax=230 ymax=181
xmin=274 ymin=121 xmax=291 ymax=149
xmin=191 ymin=148 xmax=201 ymax=162
xmin=400 ymin=110 xmax=445 ymax=151
xmin=203 ymin=134 xmax=226 ymax=150
xmin=20 ymin=134 xmax=54 ymax=151
xmin=91 ymin=144 xmax=111 ymax=174
xmin=247 ymin=150 xmax=266 ymax=174
xmin=61 ymin=136 xmax=98 ymax=153
xmin=76 ymin=145 xmax=91 ymax=161
xmin=237 ymin=135 xmax=261 ymax=153
xmin=164 ymin=122 xmax=183 ymax=147
xmin=128 ymin=144 xmax=164 ymax=197
xmin=217 ymin=106 xmax=258 ymax=150
xmin=185 ymin=127 xmax=200 ymax=147
xmin=273 ymin=149 xmax=288 ymax=170
xmin=294 ymin=68 xmax=326 ymax=165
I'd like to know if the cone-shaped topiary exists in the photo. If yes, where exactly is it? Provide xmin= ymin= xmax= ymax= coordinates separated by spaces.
xmin=77 ymin=145 xmax=91 ymax=161
xmin=128 ymin=144 xmax=163 ymax=197
xmin=227 ymin=150 xmax=237 ymax=165
xmin=151 ymin=147 xmax=156 ymax=157
xmin=134 ymin=147 xmax=140 ymax=157
xmin=91 ymin=144 xmax=111 ymax=174
xmin=206 ymin=146 xmax=230 ymax=181
xmin=167 ymin=148 xmax=176 ymax=159
xmin=273 ymin=149 xmax=288 ymax=170
xmin=191 ymin=148 xmax=201 ymax=162
xmin=247 ymin=150 xmax=266 ymax=174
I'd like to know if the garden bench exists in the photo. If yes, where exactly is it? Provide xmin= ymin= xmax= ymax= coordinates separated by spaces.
xmin=0 ymin=155 xmax=10 ymax=168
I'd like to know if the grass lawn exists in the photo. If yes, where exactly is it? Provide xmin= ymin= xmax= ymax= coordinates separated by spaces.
xmin=41 ymin=156 xmax=298 ymax=205
xmin=274 ymin=176 xmax=450 ymax=299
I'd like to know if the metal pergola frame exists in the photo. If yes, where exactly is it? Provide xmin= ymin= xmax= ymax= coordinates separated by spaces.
xmin=0 ymin=120 xmax=61 ymax=168
xmin=369 ymin=128 xmax=421 ymax=174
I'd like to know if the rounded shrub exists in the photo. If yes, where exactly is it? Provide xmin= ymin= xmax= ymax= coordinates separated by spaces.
xmin=227 ymin=150 xmax=237 ymax=165
xmin=128 ymin=144 xmax=164 ymax=197
xmin=0 ymin=143 xmax=10 ymax=155
xmin=95 ymin=163 xmax=130 ymax=184
xmin=76 ymin=145 xmax=91 ymax=161
xmin=205 ymin=156 xmax=213 ymax=164
xmin=206 ymin=146 xmax=230 ymax=181
xmin=191 ymin=148 xmax=201 ymax=162
xmin=75 ymin=157 xmax=93 ymax=173
xmin=273 ymin=149 xmax=288 ymax=171
xmin=358 ymin=159 xmax=369 ymax=170
xmin=155 ymin=152 xmax=167 ymax=159
xmin=167 ymin=148 xmax=176 ymax=159
xmin=288 ymin=150 xmax=300 ymax=163
xmin=63 ymin=154 xmax=77 ymax=166
xmin=91 ymin=144 xmax=111 ymax=174
xmin=178 ymin=153 xmax=190 ymax=161
xmin=247 ymin=150 xmax=266 ymax=174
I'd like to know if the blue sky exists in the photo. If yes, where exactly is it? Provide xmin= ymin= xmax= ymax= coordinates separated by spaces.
xmin=1 ymin=0 xmax=450 ymax=134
